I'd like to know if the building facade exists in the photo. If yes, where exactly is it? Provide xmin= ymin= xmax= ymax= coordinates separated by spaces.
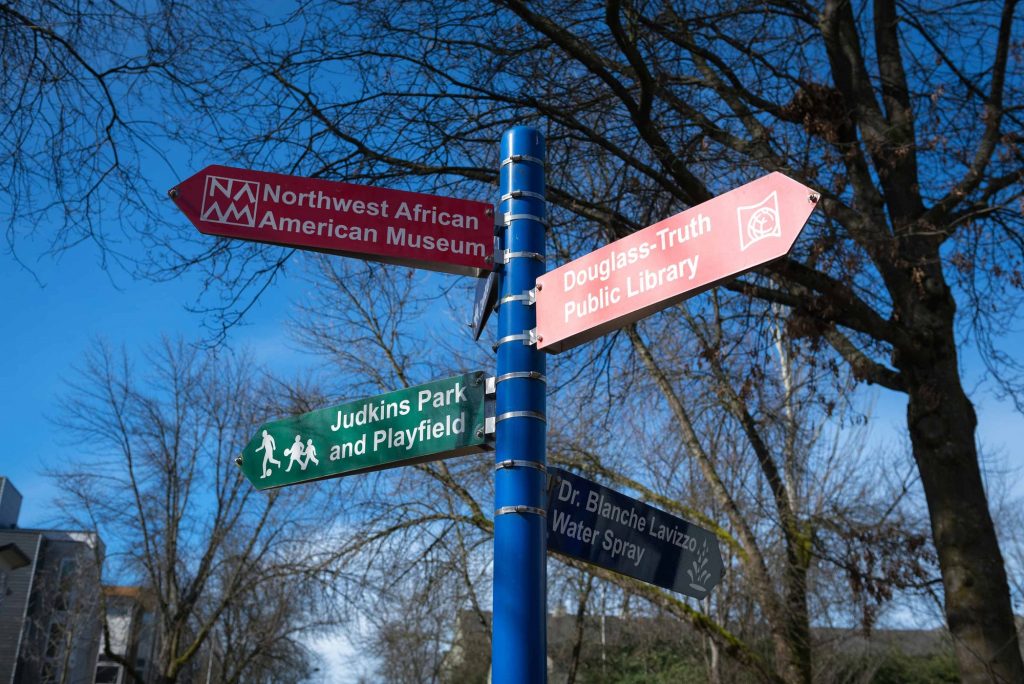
xmin=0 ymin=477 xmax=104 ymax=684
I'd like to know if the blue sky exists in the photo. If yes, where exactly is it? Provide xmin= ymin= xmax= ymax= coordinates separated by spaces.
xmin=0 ymin=213 xmax=314 ymax=526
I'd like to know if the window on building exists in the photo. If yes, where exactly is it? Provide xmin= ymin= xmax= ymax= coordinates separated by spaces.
xmin=44 ymin=619 xmax=63 ymax=659
xmin=53 ymin=558 xmax=76 ymax=611
xmin=95 ymin=664 xmax=121 ymax=684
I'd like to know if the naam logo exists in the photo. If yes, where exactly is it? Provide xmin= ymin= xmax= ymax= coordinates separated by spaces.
xmin=201 ymin=174 xmax=260 ymax=228
xmin=737 ymin=191 xmax=781 ymax=251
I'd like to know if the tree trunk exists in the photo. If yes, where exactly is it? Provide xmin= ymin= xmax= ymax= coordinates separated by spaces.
xmin=898 ymin=268 xmax=1024 ymax=683
xmin=779 ymin=556 xmax=812 ymax=684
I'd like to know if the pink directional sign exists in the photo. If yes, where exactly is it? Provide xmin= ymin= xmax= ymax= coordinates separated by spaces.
xmin=170 ymin=165 xmax=493 ymax=276
xmin=536 ymin=172 xmax=818 ymax=353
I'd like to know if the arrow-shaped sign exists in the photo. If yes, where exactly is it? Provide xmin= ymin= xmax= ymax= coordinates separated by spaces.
xmin=170 ymin=165 xmax=494 ymax=276
xmin=547 ymin=468 xmax=724 ymax=600
xmin=536 ymin=172 xmax=819 ymax=352
xmin=240 ymin=372 xmax=490 ymax=490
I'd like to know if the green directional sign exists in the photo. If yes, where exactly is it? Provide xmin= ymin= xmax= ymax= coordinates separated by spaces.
xmin=240 ymin=371 xmax=489 ymax=490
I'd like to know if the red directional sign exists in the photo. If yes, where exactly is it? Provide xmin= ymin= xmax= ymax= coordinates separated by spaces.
xmin=536 ymin=172 xmax=819 ymax=353
xmin=170 ymin=165 xmax=493 ymax=276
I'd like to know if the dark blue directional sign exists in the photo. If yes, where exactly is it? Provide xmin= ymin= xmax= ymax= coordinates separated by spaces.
xmin=546 ymin=468 xmax=723 ymax=599
xmin=471 ymin=269 xmax=499 ymax=341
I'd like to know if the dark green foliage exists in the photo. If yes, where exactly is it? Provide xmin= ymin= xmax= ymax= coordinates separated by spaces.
xmin=870 ymin=652 xmax=960 ymax=684
xmin=569 ymin=639 xmax=706 ymax=684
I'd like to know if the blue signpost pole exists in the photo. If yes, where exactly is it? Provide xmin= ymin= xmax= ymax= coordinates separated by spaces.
xmin=493 ymin=127 xmax=547 ymax=682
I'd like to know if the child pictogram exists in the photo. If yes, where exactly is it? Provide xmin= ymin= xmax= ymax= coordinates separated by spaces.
xmin=285 ymin=435 xmax=306 ymax=472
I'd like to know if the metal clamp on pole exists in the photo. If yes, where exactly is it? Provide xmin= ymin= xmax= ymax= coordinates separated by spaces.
xmin=495 ymin=459 xmax=547 ymax=473
xmin=501 ymin=190 xmax=546 ymax=202
xmin=501 ymin=249 xmax=545 ymax=265
xmin=494 ymin=371 xmax=546 ymax=384
xmin=492 ymin=331 xmax=536 ymax=351
xmin=499 ymin=289 xmax=537 ymax=307
xmin=500 ymin=153 xmax=544 ymax=168
xmin=494 ymin=505 xmax=547 ymax=517
xmin=495 ymin=410 xmax=547 ymax=424
xmin=503 ymin=212 xmax=548 ymax=230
